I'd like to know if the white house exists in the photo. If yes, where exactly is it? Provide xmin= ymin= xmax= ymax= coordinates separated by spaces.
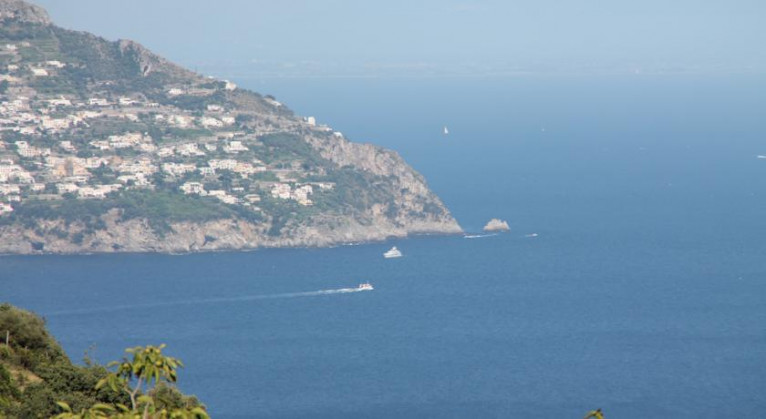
xmin=30 ymin=68 xmax=49 ymax=77
xmin=0 ymin=202 xmax=13 ymax=215
xmin=88 ymin=98 xmax=109 ymax=106
xmin=271 ymin=183 xmax=292 ymax=200
xmin=56 ymin=183 xmax=79 ymax=194
xmin=47 ymin=96 xmax=72 ymax=107
xmin=223 ymin=141 xmax=248 ymax=153
xmin=199 ymin=117 xmax=224 ymax=128
xmin=0 ymin=184 xmax=20 ymax=195
xmin=180 ymin=182 xmax=206 ymax=195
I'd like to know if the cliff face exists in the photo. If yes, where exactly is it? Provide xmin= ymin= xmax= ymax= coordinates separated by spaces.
xmin=0 ymin=1 xmax=461 ymax=255
xmin=0 ymin=210 xmax=461 ymax=255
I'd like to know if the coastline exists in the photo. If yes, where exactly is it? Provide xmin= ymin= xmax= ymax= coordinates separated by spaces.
xmin=0 ymin=217 xmax=463 ymax=256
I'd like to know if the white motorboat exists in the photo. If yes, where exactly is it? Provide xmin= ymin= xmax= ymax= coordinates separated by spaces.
xmin=383 ymin=246 xmax=402 ymax=258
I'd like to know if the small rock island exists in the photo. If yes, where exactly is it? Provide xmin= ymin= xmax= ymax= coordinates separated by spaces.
xmin=483 ymin=218 xmax=510 ymax=232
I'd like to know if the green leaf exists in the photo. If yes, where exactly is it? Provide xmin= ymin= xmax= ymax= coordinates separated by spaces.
xmin=55 ymin=401 xmax=73 ymax=412
xmin=91 ymin=403 xmax=117 ymax=412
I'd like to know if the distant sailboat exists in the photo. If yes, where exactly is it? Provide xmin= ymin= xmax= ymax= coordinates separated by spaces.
xmin=443 ymin=126 xmax=449 ymax=135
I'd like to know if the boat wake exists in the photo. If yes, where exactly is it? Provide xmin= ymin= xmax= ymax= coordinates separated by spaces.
xmin=464 ymin=233 xmax=498 ymax=239
xmin=46 ymin=287 xmax=371 ymax=317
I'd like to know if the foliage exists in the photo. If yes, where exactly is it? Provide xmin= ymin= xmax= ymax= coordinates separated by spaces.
xmin=62 ymin=344 xmax=208 ymax=419
xmin=0 ymin=22 xmax=54 ymax=42
xmin=251 ymin=171 xmax=279 ymax=182
xmin=0 ymin=304 xmax=124 ymax=417
xmin=54 ymin=400 xmax=208 ymax=419
xmin=3 ymin=189 xmax=257 ymax=234
xmin=0 ymin=363 xmax=20 ymax=408
xmin=258 ymin=133 xmax=328 ymax=167
xmin=0 ymin=304 xmax=207 ymax=418
xmin=0 ymin=303 xmax=65 ymax=360
xmin=161 ymin=92 xmax=224 ymax=111
xmin=51 ymin=27 xmax=140 ymax=82
xmin=89 ymin=165 xmax=119 ymax=184
xmin=314 ymin=168 xmax=393 ymax=214
xmin=96 ymin=344 xmax=182 ymax=411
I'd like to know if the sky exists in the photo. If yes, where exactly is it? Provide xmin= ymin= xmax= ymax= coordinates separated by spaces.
xmin=32 ymin=0 xmax=766 ymax=77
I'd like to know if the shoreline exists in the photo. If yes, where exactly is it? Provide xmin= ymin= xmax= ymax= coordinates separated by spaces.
xmin=0 ymin=224 xmax=463 ymax=257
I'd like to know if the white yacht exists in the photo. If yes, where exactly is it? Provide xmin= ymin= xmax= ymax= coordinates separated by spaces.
xmin=357 ymin=282 xmax=374 ymax=291
xmin=443 ymin=126 xmax=449 ymax=135
xmin=383 ymin=246 xmax=402 ymax=258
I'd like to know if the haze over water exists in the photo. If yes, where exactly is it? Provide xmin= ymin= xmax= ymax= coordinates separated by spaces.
xmin=3 ymin=74 xmax=766 ymax=418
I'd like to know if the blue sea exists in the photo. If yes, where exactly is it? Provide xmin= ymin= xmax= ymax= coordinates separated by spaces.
xmin=3 ymin=75 xmax=766 ymax=418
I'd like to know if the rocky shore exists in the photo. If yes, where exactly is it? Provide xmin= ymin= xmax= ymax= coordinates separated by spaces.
xmin=0 ymin=214 xmax=462 ymax=255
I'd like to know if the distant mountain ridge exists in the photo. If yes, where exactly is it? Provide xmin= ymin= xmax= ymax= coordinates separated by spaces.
xmin=0 ymin=0 xmax=461 ymax=254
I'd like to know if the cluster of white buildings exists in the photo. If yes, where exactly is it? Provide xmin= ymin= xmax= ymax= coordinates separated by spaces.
xmin=271 ymin=183 xmax=314 ymax=206
xmin=15 ymin=140 xmax=49 ymax=158
xmin=0 ymin=95 xmax=107 ymax=137
xmin=89 ymin=132 xmax=155 ymax=152
xmin=0 ymin=160 xmax=32 ymax=209
xmin=76 ymin=184 xmax=122 ymax=199
xmin=222 ymin=140 xmax=248 ymax=153
xmin=179 ymin=182 xmax=238 ymax=205
xmin=0 ymin=53 xmax=338 ymax=216
xmin=162 ymin=162 xmax=197 ymax=177
xmin=117 ymin=158 xmax=157 ymax=176
xmin=0 ymin=161 xmax=28 ymax=183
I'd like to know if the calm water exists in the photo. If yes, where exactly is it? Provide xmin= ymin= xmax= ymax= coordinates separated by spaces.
xmin=3 ymin=75 xmax=766 ymax=418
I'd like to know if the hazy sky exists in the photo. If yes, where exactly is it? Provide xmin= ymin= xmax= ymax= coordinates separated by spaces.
xmin=33 ymin=0 xmax=766 ymax=77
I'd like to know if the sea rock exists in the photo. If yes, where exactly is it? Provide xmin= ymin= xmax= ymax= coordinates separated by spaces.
xmin=483 ymin=218 xmax=510 ymax=232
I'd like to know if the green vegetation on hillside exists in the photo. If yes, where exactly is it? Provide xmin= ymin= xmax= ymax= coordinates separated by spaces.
xmin=0 ymin=304 xmax=206 ymax=418
xmin=258 ymin=133 xmax=328 ymax=168
xmin=3 ymin=190 xmax=262 ymax=236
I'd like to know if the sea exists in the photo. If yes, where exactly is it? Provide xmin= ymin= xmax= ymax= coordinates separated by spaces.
xmin=3 ymin=74 xmax=766 ymax=418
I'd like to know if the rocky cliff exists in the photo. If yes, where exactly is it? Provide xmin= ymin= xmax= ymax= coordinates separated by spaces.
xmin=0 ymin=0 xmax=461 ymax=254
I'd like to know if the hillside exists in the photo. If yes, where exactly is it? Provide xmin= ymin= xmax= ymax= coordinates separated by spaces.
xmin=0 ymin=303 xmax=205 ymax=417
xmin=0 ymin=0 xmax=461 ymax=254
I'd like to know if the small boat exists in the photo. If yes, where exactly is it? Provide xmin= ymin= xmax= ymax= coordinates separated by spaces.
xmin=525 ymin=233 xmax=539 ymax=238
xmin=357 ymin=282 xmax=374 ymax=291
xmin=758 ymin=155 xmax=766 ymax=159
xmin=383 ymin=246 xmax=402 ymax=258
xmin=443 ymin=126 xmax=449 ymax=135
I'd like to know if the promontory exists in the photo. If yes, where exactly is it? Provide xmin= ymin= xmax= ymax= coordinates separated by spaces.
xmin=0 ymin=0 xmax=462 ymax=254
